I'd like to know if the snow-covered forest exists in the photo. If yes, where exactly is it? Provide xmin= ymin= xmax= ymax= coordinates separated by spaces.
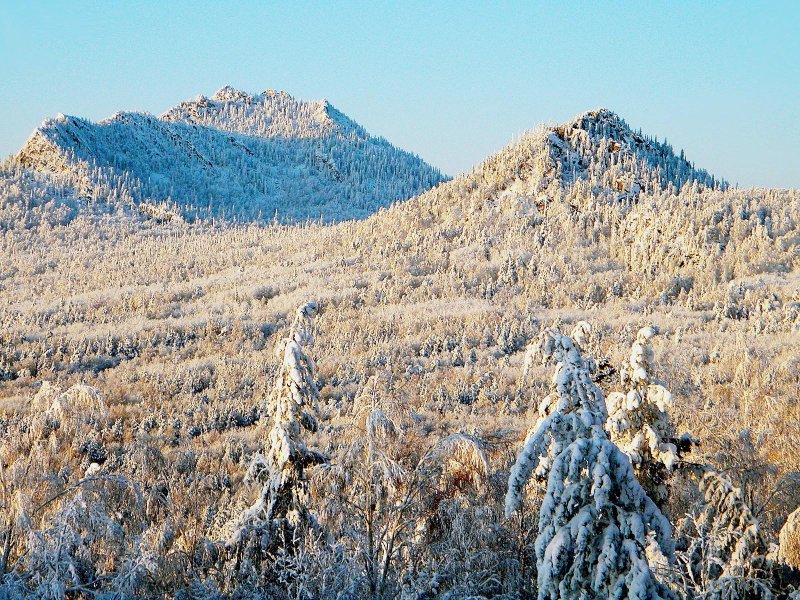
xmin=12 ymin=87 xmax=447 ymax=223
xmin=0 ymin=98 xmax=799 ymax=599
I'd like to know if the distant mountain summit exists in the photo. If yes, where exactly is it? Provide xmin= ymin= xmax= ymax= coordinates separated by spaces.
xmin=373 ymin=107 xmax=726 ymax=243
xmin=475 ymin=108 xmax=723 ymax=204
xmin=161 ymin=86 xmax=367 ymax=140
xmin=11 ymin=99 xmax=724 ymax=225
xmin=551 ymin=108 xmax=723 ymax=197
xmin=14 ymin=87 xmax=448 ymax=222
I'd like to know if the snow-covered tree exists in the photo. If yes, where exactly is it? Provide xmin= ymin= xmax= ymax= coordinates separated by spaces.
xmin=506 ymin=328 xmax=676 ymax=599
xmin=230 ymin=301 xmax=326 ymax=549
xmin=11 ymin=473 xmax=151 ymax=599
xmin=31 ymin=381 xmax=109 ymax=428
xmin=605 ymin=326 xmax=685 ymax=505
xmin=521 ymin=320 xmax=592 ymax=391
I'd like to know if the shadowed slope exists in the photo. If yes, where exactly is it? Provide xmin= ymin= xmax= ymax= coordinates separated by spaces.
xmin=13 ymin=87 xmax=448 ymax=223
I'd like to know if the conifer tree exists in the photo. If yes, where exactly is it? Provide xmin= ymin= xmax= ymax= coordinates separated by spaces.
xmin=231 ymin=302 xmax=326 ymax=548
xmin=606 ymin=326 xmax=684 ymax=505
xmin=506 ymin=328 xmax=676 ymax=599
xmin=680 ymin=468 xmax=774 ymax=599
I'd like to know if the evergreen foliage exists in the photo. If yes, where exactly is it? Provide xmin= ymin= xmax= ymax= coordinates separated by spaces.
xmin=506 ymin=328 xmax=676 ymax=599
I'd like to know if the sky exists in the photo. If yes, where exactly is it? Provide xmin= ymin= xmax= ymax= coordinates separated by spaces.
xmin=1 ymin=1 xmax=798 ymax=188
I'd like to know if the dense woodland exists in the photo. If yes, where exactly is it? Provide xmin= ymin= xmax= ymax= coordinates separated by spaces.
xmin=0 ymin=102 xmax=799 ymax=599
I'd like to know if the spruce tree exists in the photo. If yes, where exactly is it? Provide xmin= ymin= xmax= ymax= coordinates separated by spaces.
xmin=606 ymin=326 xmax=683 ymax=505
xmin=506 ymin=328 xmax=676 ymax=599
xmin=231 ymin=302 xmax=326 ymax=549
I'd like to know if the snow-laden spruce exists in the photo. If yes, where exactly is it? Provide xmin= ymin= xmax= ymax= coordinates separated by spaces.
xmin=700 ymin=470 xmax=769 ymax=576
xmin=605 ymin=326 xmax=681 ymax=504
xmin=229 ymin=302 xmax=326 ymax=547
xmin=521 ymin=320 xmax=593 ymax=392
xmin=506 ymin=328 xmax=676 ymax=599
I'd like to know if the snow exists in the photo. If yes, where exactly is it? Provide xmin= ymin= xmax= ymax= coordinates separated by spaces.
xmin=606 ymin=327 xmax=681 ymax=505
xmin=16 ymin=88 xmax=448 ymax=223
xmin=506 ymin=328 xmax=675 ymax=598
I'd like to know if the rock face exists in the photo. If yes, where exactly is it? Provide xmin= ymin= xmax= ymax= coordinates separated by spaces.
xmin=14 ymin=87 xmax=448 ymax=223
xmin=780 ymin=506 xmax=800 ymax=570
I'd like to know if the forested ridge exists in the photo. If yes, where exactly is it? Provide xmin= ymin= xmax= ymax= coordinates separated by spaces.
xmin=0 ymin=102 xmax=798 ymax=598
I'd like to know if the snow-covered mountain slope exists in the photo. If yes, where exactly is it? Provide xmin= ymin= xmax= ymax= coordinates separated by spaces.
xmin=374 ymin=107 xmax=726 ymax=232
xmin=13 ymin=87 xmax=448 ymax=222
xmin=350 ymin=107 xmax=741 ymax=295
xmin=474 ymin=108 xmax=724 ymax=202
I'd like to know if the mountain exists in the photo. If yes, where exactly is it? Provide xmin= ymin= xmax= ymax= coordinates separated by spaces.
xmin=2 ymin=103 xmax=799 ymax=599
xmin=470 ymin=107 xmax=723 ymax=204
xmin=12 ymin=87 xmax=448 ymax=222
xmin=355 ymin=107 xmax=783 ymax=315
xmin=161 ymin=85 xmax=367 ymax=140
xmin=364 ymin=107 xmax=726 ymax=244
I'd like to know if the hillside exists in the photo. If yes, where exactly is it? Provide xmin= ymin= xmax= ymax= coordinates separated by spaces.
xmin=0 ymin=107 xmax=799 ymax=598
xmin=11 ymin=87 xmax=447 ymax=222
xmin=396 ymin=107 xmax=724 ymax=219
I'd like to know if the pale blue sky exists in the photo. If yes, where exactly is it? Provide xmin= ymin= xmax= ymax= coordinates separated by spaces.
xmin=2 ymin=1 xmax=798 ymax=187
